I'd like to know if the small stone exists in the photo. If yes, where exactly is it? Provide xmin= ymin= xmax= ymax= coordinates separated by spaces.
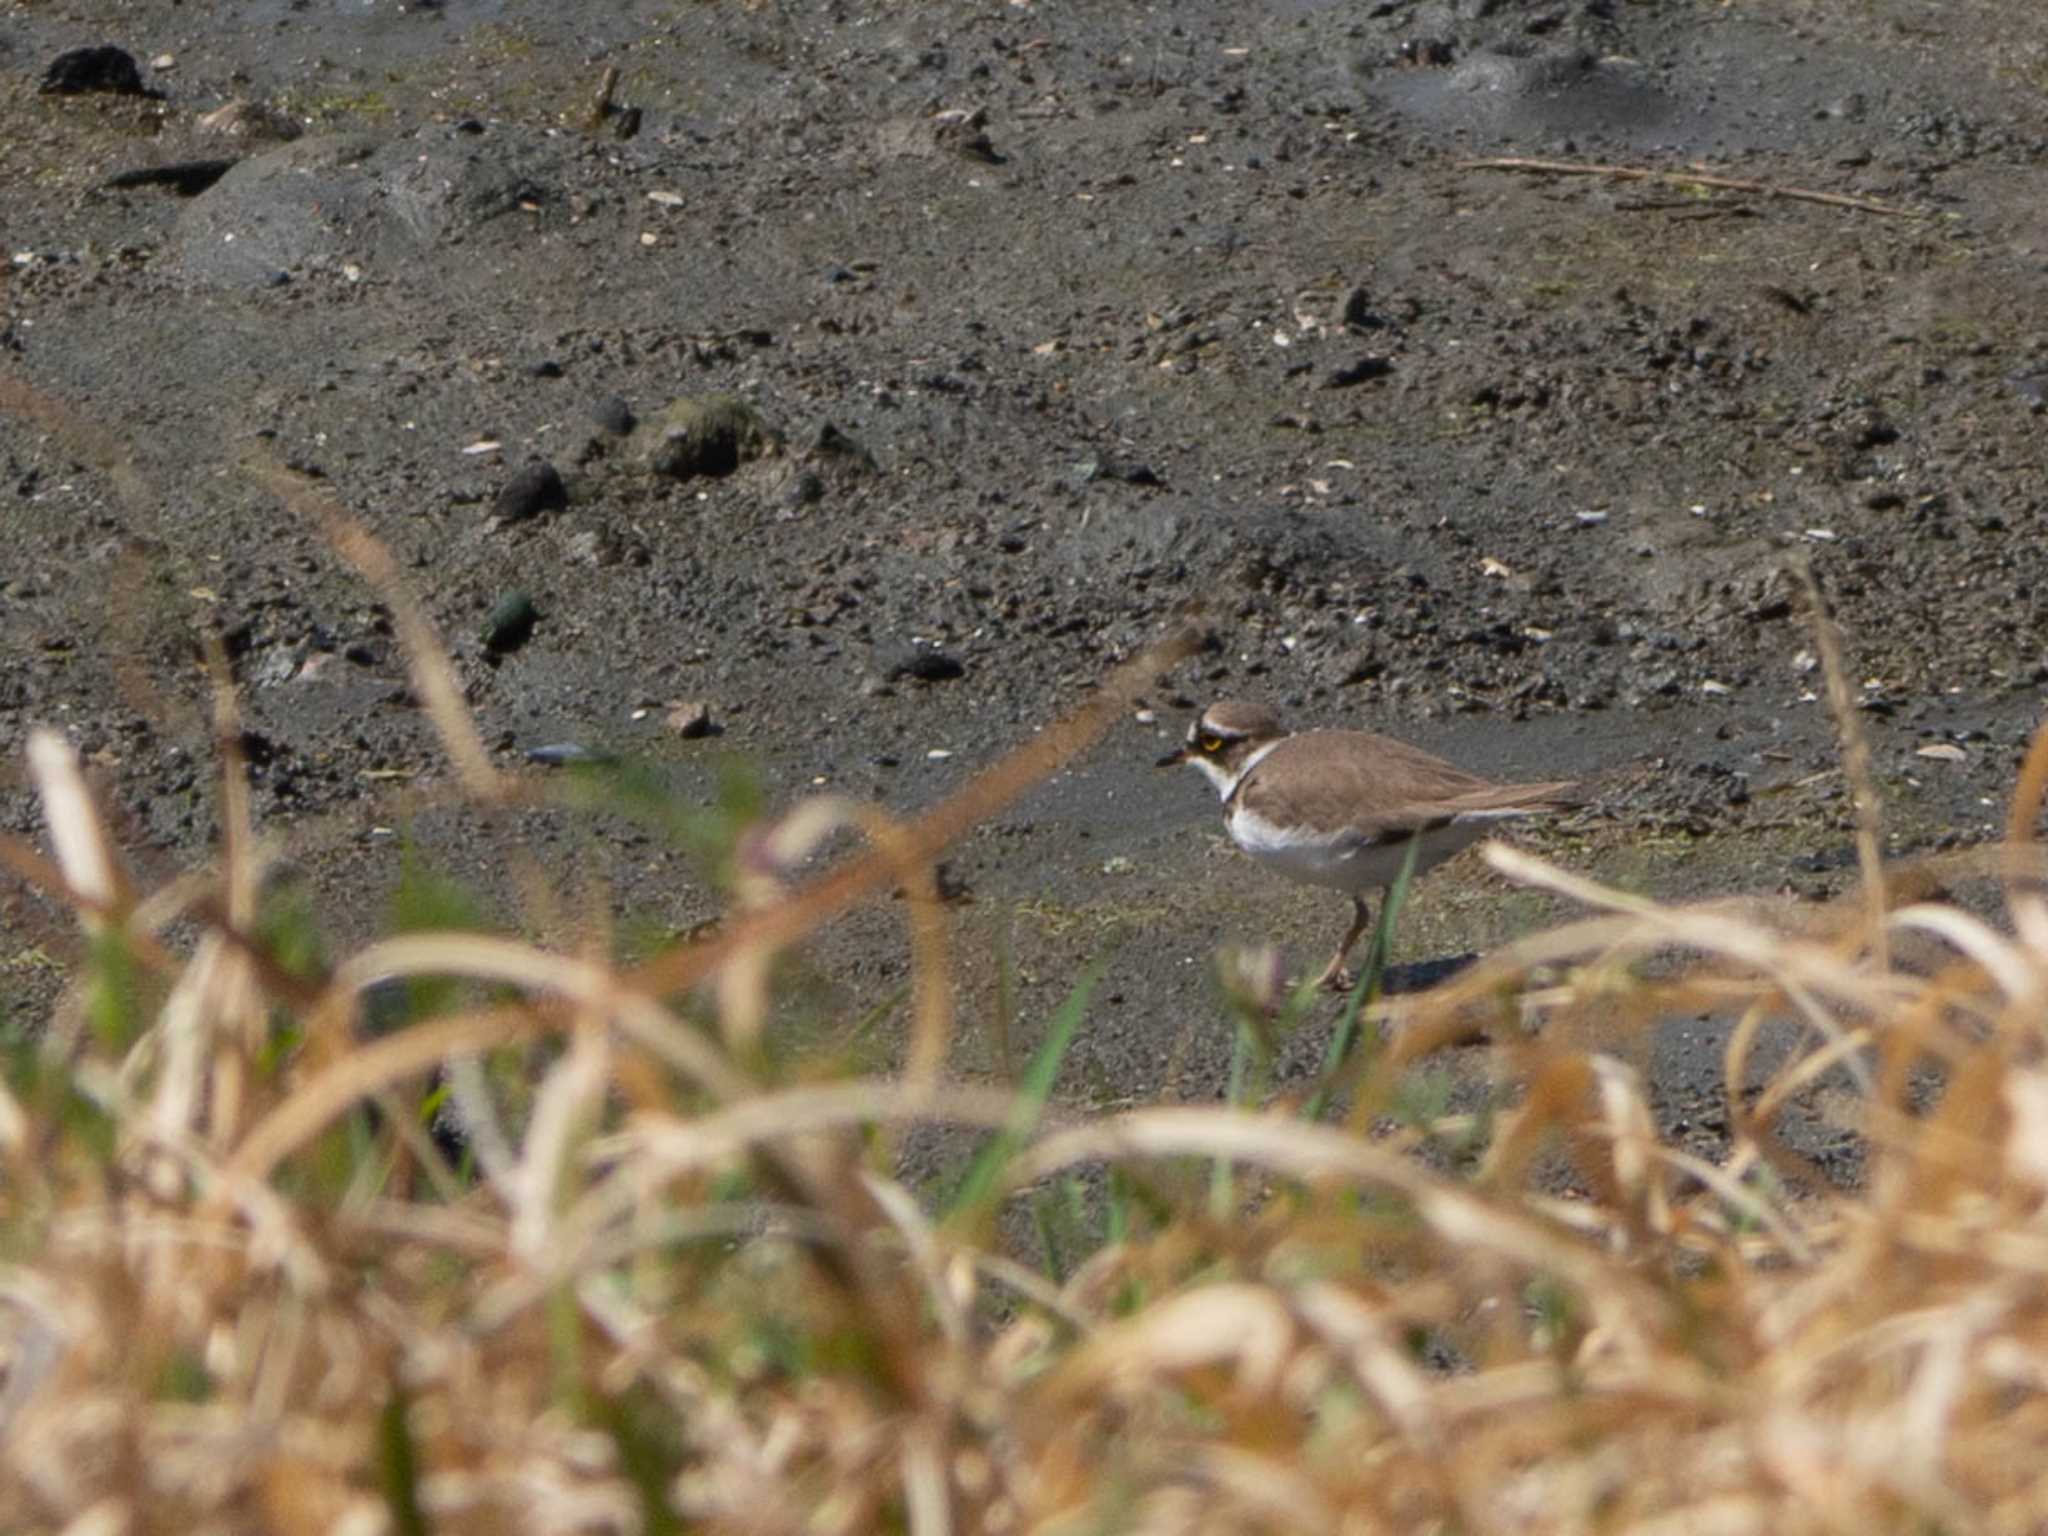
xmin=1340 ymin=286 xmax=1385 ymax=330
xmin=526 ymin=742 xmax=615 ymax=767
xmin=591 ymin=395 xmax=636 ymax=435
xmin=784 ymin=470 xmax=825 ymax=509
xmin=527 ymin=358 xmax=563 ymax=378
xmin=1323 ymin=355 xmax=1394 ymax=388
xmin=1076 ymin=456 xmax=1160 ymax=487
xmin=878 ymin=642 xmax=966 ymax=683
xmin=151 ymin=53 xmax=176 ymax=71
xmin=665 ymin=700 xmax=715 ymax=738
xmin=41 ymin=45 xmax=147 ymax=96
xmin=481 ymin=592 xmax=539 ymax=654
xmin=494 ymin=461 xmax=567 ymax=524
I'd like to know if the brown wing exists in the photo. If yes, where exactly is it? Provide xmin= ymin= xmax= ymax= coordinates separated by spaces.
xmin=1234 ymin=730 xmax=1577 ymax=841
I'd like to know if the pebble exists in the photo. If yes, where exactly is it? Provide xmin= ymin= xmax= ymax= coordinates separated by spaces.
xmin=493 ymin=460 xmax=568 ymax=524
xmin=1341 ymin=286 xmax=1386 ymax=330
xmin=783 ymin=470 xmax=825 ymax=510
xmin=1323 ymin=355 xmax=1393 ymax=388
xmin=526 ymin=743 xmax=616 ymax=767
xmin=40 ymin=45 xmax=147 ymax=96
xmin=665 ymin=700 xmax=715 ymax=738
xmin=481 ymin=591 xmax=539 ymax=654
xmin=590 ymin=395 xmax=635 ymax=435
xmin=878 ymin=641 xmax=966 ymax=683
xmin=1075 ymin=455 xmax=1161 ymax=487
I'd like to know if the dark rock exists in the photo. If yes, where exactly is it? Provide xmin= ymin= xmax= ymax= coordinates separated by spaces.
xmin=665 ymin=700 xmax=716 ymax=738
xmin=785 ymin=471 xmax=825 ymax=509
xmin=526 ymin=742 xmax=616 ymax=767
xmin=481 ymin=591 xmax=539 ymax=654
xmin=1324 ymin=355 xmax=1394 ymax=388
xmin=526 ymin=358 xmax=563 ymax=378
xmin=932 ymin=107 xmax=1002 ymax=163
xmin=41 ymin=45 xmax=149 ymax=97
xmin=494 ymin=461 xmax=568 ymax=524
xmin=808 ymin=420 xmax=874 ymax=468
xmin=104 ymin=160 xmax=239 ymax=196
xmin=878 ymin=642 xmax=966 ymax=683
xmin=1340 ymin=286 xmax=1387 ymax=330
xmin=591 ymin=395 xmax=636 ymax=434
xmin=1075 ymin=455 xmax=1162 ymax=486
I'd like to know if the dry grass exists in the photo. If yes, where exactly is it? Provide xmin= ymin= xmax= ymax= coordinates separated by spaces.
xmin=7 ymin=439 xmax=2048 ymax=1533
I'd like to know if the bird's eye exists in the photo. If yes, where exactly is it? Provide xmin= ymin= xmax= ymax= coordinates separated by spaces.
xmin=1199 ymin=734 xmax=1225 ymax=754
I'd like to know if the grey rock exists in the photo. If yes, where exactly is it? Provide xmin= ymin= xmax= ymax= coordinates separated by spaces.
xmin=494 ymin=461 xmax=567 ymax=524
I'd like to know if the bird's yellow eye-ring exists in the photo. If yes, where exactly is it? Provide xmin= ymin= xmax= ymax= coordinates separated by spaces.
xmin=1199 ymin=734 xmax=1225 ymax=754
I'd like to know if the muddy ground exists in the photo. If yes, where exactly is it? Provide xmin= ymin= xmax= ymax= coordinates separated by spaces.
xmin=3 ymin=0 xmax=2047 ymax=1184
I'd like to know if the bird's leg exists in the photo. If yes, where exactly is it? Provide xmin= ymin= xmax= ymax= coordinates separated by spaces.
xmin=1313 ymin=895 xmax=1374 ymax=993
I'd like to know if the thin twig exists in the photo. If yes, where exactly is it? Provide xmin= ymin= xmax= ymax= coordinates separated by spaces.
xmin=1790 ymin=557 xmax=1888 ymax=974
xmin=1459 ymin=156 xmax=1922 ymax=217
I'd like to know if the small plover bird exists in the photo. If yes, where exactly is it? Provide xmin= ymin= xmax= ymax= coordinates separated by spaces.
xmin=1158 ymin=700 xmax=1580 ymax=991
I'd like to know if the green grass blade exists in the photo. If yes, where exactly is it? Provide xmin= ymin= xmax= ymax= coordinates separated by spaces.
xmin=945 ymin=957 xmax=1106 ymax=1220
xmin=376 ymin=1386 xmax=432 ymax=1536
xmin=1209 ymin=1016 xmax=1253 ymax=1217
xmin=1304 ymin=835 xmax=1422 ymax=1123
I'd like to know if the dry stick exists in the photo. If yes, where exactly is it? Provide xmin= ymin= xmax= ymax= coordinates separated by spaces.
xmin=0 ymin=374 xmax=156 ymax=515
xmin=1459 ymin=156 xmax=1923 ymax=218
xmin=585 ymin=62 xmax=620 ymax=133
xmin=245 ymin=453 xmax=509 ymax=807
xmin=1791 ymin=557 xmax=1888 ymax=975
xmin=2001 ymin=719 xmax=2048 ymax=962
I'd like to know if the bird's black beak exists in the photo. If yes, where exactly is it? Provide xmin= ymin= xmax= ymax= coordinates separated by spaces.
xmin=1155 ymin=746 xmax=1188 ymax=768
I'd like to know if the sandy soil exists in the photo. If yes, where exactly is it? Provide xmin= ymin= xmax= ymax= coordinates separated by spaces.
xmin=4 ymin=0 xmax=2047 ymax=1181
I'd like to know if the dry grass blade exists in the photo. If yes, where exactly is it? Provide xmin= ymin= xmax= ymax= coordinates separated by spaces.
xmin=242 ymin=450 xmax=509 ymax=806
xmin=2003 ymin=716 xmax=2048 ymax=955
xmin=1792 ymin=557 xmax=1889 ymax=972
xmin=25 ymin=728 xmax=122 ymax=924
xmin=1458 ymin=154 xmax=1924 ymax=216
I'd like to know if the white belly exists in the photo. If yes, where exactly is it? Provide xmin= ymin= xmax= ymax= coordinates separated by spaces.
xmin=1225 ymin=806 xmax=1488 ymax=894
